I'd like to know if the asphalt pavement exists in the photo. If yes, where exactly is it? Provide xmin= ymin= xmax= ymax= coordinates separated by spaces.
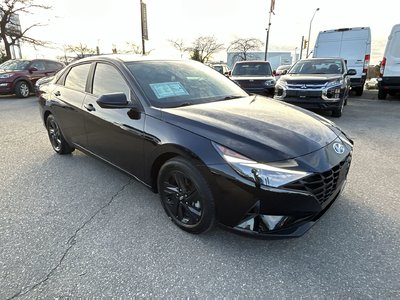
xmin=0 ymin=90 xmax=399 ymax=298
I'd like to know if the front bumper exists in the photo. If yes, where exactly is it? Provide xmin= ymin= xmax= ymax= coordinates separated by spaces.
xmin=207 ymin=139 xmax=353 ymax=238
xmin=0 ymin=81 xmax=14 ymax=95
xmin=274 ymin=87 xmax=345 ymax=111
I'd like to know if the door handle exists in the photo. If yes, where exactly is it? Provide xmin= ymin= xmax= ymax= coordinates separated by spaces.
xmin=54 ymin=91 xmax=61 ymax=96
xmin=84 ymin=103 xmax=96 ymax=112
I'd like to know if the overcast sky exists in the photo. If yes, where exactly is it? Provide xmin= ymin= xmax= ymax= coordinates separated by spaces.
xmin=19 ymin=0 xmax=399 ymax=64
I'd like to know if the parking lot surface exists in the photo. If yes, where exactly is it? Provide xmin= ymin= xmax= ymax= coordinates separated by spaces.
xmin=1 ymin=91 xmax=399 ymax=298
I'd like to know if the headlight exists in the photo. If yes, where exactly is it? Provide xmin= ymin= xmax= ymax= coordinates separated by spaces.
xmin=212 ymin=143 xmax=311 ymax=188
xmin=326 ymin=79 xmax=344 ymax=88
xmin=264 ymin=79 xmax=275 ymax=86
xmin=0 ymin=73 xmax=14 ymax=79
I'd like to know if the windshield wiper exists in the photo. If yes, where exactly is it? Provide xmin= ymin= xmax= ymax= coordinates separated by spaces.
xmin=175 ymin=102 xmax=192 ymax=108
xmin=220 ymin=95 xmax=245 ymax=100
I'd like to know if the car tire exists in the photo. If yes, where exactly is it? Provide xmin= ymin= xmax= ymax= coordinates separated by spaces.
xmin=378 ymin=89 xmax=387 ymax=100
xmin=46 ymin=114 xmax=75 ymax=154
xmin=15 ymin=81 xmax=31 ymax=98
xmin=158 ymin=157 xmax=215 ymax=234
xmin=332 ymin=100 xmax=344 ymax=118
xmin=354 ymin=86 xmax=363 ymax=96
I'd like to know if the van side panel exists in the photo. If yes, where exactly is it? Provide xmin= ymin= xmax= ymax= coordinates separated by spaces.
xmin=383 ymin=29 xmax=400 ymax=77
xmin=313 ymin=28 xmax=371 ymax=89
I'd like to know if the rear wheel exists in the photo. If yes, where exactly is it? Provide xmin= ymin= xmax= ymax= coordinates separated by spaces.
xmin=378 ymin=89 xmax=387 ymax=100
xmin=15 ymin=81 xmax=30 ymax=98
xmin=46 ymin=114 xmax=75 ymax=154
xmin=158 ymin=157 xmax=215 ymax=234
xmin=354 ymin=86 xmax=363 ymax=96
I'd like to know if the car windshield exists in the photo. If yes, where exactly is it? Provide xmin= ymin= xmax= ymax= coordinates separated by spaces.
xmin=289 ymin=59 xmax=343 ymax=75
xmin=127 ymin=60 xmax=248 ymax=108
xmin=0 ymin=60 xmax=30 ymax=71
xmin=232 ymin=62 xmax=272 ymax=76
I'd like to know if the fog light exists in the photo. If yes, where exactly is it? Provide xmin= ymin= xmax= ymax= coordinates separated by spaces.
xmin=260 ymin=215 xmax=286 ymax=230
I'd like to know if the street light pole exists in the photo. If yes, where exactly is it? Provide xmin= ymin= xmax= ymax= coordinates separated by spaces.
xmin=306 ymin=7 xmax=319 ymax=58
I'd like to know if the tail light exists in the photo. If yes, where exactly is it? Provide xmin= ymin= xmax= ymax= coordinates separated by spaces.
xmin=363 ymin=54 xmax=370 ymax=75
xmin=379 ymin=57 xmax=386 ymax=77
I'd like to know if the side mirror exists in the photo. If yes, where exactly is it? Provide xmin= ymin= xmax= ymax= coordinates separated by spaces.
xmin=28 ymin=67 xmax=38 ymax=73
xmin=272 ymin=70 xmax=276 ymax=76
xmin=347 ymin=69 xmax=357 ymax=76
xmin=227 ymin=70 xmax=232 ymax=76
xmin=96 ymin=92 xmax=129 ymax=108
xmin=282 ymin=70 xmax=288 ymax=75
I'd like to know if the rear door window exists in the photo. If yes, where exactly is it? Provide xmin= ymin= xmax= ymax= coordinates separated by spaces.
xmin=64 ymin=64 xmax=91 ymax=92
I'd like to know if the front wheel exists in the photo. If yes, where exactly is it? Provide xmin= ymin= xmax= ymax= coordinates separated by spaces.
xmin=332 ymin=100 xmax=344 ymax=118
xmin=378 ymin=89 xmax=387 ymax=100
xmin=46 ymin=114 xmax=75 ymax=154
xmin=158 ymin=157 xmax=215 ymax=234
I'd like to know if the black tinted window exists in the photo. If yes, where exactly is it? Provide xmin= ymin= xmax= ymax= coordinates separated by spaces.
xmin=92 ymin=63 xmax=130 ymax=97
xmin=45 ymin=61 xmax=63 ymax=71
xmin=232 ymin=62 xmax=272 ymax=76
xmin=64 ymin=64 xmax=91 ymax=92
xmin=30 ymin=61 xmax=46 ymax=71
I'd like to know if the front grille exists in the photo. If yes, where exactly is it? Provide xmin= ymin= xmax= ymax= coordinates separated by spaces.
xmin=286 ymin=90 xmax=322 ymax=97
xmin=287 ymin=83 xmax=326 ymax=89
xmin=237 ymin=80 xmax=265 ymax=88
xmin=283 ymin=156 xmax=351 ymax=205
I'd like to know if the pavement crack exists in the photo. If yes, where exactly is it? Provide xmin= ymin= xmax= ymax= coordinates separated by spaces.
xmin=7 ymin=179 xmax=133 ymax=300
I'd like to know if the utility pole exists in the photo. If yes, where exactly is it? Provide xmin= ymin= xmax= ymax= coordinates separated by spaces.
xmin=264 ymin=0 xmax=275 ymax=61
xmin=140 ymin=0 xmax=148 ymax=55
xmin=306 ymin=8 xmax=319 ymax=58
xmin=299 ymin=36 xmax=304 ymax=60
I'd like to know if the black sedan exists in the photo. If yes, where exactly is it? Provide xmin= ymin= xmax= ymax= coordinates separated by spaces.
xmin=274 ymin=58 xmax=357 ymax=117
xmin=38 ymin=55 xmax=353 ymax=238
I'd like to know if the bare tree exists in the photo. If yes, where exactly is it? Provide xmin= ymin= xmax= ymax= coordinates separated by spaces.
xmin=228 ymin=38 xmax=264 ymax=61
xmin=189 ymin=36 xmax=224 ymax=63
xmin=65 ymin=43 xmax=96 ymax=59
xmin=168 ymin=38 xmax=188 ymax=58
xmin=121 ymin=42 xmax=153 ymax=55
xmin=0 ymin=0 xmax=51 ymax=60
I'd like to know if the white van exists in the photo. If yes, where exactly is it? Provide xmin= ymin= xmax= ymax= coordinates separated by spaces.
xmin=378 ymin=24 xmax=400 ymax=99
xmin=313 ymin=27 xmax=371 ymax=96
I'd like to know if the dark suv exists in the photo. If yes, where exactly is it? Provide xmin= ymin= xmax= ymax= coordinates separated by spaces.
xmin=230 ymin=61 xmax=276 ymax=95
xmin=274 ymin=58 xmax=356 ymax=117
xmin=0 ymin=59 xmax=64 ymax=98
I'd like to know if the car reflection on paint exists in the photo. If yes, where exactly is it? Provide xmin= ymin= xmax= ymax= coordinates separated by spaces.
xmin=38 ymin=55 xmax=353 ymax=238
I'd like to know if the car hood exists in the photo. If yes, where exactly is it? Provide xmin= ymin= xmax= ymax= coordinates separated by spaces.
xmin=280 ymin=73 xmax=342 ymax=82
xmin=162 ymin=96 xmax=339 ymax=162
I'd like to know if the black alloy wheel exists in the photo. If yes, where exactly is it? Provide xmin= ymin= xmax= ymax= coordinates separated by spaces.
xmin=46 ymin=114 xmax=74 ymax=154
xmin=158 ymin=157 xmax=215 ymax=234
xmin=378 ymin=89 xmax=387 ymax=100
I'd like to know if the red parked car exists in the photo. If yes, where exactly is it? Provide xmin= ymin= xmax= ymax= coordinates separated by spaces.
xmin=0 ymin=59 xmax=64 ymax=98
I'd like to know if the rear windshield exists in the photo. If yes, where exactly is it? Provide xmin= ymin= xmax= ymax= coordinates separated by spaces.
xmin=0 ymin=60 xmax=30 ymax=71
xmin=289 ymin=59 xmax=344 ymax=75
xmin=232 ymin=62 xmax=272 ymax=76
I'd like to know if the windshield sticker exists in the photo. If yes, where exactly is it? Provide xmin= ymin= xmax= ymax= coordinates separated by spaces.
xmin=149 ymin=82 xmax=189 ymax=99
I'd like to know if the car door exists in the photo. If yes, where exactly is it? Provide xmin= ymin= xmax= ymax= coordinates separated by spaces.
xmin=28 ymin=60 xmax=48 ymax=85
xmin=50 ymin=63 xmax=92 ymax=148
xmin=83 ymin=62 xmax=146 ymax=179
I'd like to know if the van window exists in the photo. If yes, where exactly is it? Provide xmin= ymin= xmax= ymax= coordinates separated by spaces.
xmin=390 ymin=32 xmax=400 ymax=58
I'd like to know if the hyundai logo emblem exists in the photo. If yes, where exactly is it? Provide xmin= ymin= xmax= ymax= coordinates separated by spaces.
xmin=333 ymin=142 xmax=345 ymax=154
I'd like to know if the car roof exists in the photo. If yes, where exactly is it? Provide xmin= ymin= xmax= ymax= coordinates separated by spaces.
xmin=235 ymin=60 xmax=270 ymax=64
xmin=75 ymin=54 xmax=184 ymax=64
